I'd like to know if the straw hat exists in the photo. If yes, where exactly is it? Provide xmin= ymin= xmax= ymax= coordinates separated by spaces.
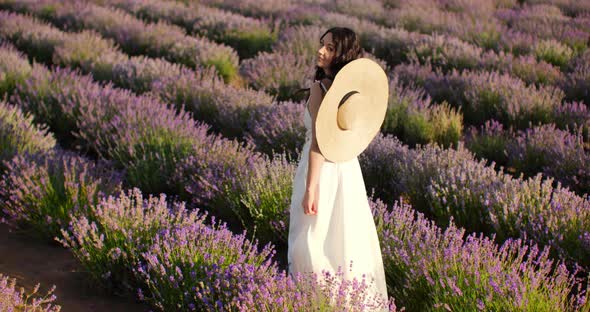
xmin=315 ymin=58 xmax=389 ymax=162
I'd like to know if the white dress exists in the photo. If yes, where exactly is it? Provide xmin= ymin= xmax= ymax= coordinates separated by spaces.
xmin=287 ymin=84 xmax=389 ymax=311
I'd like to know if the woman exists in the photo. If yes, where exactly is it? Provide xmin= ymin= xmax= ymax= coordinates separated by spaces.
xmin=287 ymin=27 xmax=389 ymax=311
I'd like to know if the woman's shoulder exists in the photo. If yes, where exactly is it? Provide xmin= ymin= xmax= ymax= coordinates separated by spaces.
xmin=314 ymin=78 xmax=332 ymax=93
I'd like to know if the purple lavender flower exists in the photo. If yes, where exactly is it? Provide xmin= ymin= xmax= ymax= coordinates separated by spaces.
xmin=0 ymin=273 xmax=61 ymax=312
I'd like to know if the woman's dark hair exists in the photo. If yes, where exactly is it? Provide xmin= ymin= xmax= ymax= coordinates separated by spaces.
xmin=313 ymin=27 xmax=363 ymax=81
xmin=292 ymin=27 xmax=363 ymax=100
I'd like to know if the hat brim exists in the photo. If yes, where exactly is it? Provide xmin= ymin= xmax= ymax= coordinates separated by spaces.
xmin=315 ymin=58 xmax=388 ymax=162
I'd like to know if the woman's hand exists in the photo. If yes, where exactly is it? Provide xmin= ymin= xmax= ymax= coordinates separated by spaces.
xmin=302 ymin=184 xmax=319 ymax=215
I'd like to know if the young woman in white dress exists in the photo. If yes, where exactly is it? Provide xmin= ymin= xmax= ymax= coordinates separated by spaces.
xmin=287 ymin=27 xmax=389 ymax=311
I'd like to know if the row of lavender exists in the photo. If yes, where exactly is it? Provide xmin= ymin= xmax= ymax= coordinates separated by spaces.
xmin=0 ymin=50 xmax=394 ymax=311
xmin=4 ymin=0 xmax=584 ymax=104
xmin=90 ymin=0 xmax=590 ymax=146
xmin=392 ymin=62 xmax=590 ymax=195
xmin=206 ymin=0 xmax=580 ymax=87
xmin=112 ymin=0 xmax=590 ymax=198
xmin=202 ymin=0 xmax=590 ymax=24
xmin=0 ymin=0 xmax=243 ymax=83
xmin=88 ymin=0 xmax=587 ymax=104
xmin=1 ymin=8 xmax=590 ymax=275
xmin=200 ymin=0 xmax=590 ymax=66
xmin=307 ymin=0 xmax=590 ymax=60
xmin=1 ymin=4 xmax=588 ymax=201
xmin=465 ymin=121 xmax=589 ymax=195
xmin=0 ymin=66 xmax=587 ymax=310
xmin=0 ymin=9 xmax=283 ymax=149
xmin=100 ymin=0 xmax=590 ymax=138
xmin=1 ymin=1 xmax=586 ymax=154
xmin=94 ymin=0 xmax=278 ymax=60
xmin=0 ymin=273 xmax=60 ymax=311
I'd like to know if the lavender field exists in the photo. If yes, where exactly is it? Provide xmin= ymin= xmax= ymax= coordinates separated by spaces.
xmin=0 ymin=0 xmax=589 ymax=311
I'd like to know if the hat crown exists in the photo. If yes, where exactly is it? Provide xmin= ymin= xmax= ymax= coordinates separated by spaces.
xmin=337 ymin=92 xmax=365 ymax=130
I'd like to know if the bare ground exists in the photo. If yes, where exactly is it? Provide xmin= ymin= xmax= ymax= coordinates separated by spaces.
xmin=0 ymin=223 xmax=149 ymax=312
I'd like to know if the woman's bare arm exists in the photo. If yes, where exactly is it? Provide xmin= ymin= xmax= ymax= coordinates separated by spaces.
xmin=306 ymin=81 xmax=326 ymax=192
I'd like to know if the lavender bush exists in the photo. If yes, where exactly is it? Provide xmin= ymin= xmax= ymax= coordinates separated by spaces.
xmin=273 ymin=24 xmax=325 ymax=61
xmin=2 ymin=39 xmax=292 ymax=248
xmin=385 ymin=76 xmax=462 ymax=148
xmin=59 ymin=188 xmax=207 ymax=294
xmin=227 ymin=153 xmax=295 ymax=244
xmin=0 ymin=274 xmax=61 ymax=312
xmin=149 ymin=66 xmax=273 ymax=140
xmin=552 ymin=101 xmax=590 ymax=139
xmin=561 ymin=51 xmax=590 ymax=105
xmin=244 ymin=100 xmax=306 ymax=161
xmin=495 ymin=4 xmax=590 ymax=53
xmin=533 ymin=0 xmax=590 ymax=18
xmin=6 ymin=54 xmax=214 ymax=194
xmin=10 ymin=65 xmax=99 ymax=149
xmin=393 ymin=62 xmax=564 ymax=129
xmin=407 ymin=32 xmax=484 ymax=72
xmin=240 ymin=51 xmax=314 ymax=102
xmin=74 ymin=88 xmax=210 ymax=195
xmin=186 ymin=262 xmax=394 ymax=311
xmin=52 ymin=29 xmax=129 ymax=85
xmin=61 ymin=188 xmax=390 ymax=311
xmin=384 ymin=3 xmax=510 ymax=53
xmin=372 ymin=198 xmax=590 ymax=311
xmin=425 ymin=152 xmax=590 ymax=268
xmin=0 ymin=10 xmax=66 ymax=64
xmin=466 ymin=121 xmax=590 ymax=195
xmin=135 ymin=220 xmax=277 ymax=311
xmin=359 ymin=134 xmax=413 ymax=205
xmin=361 ymin=134 xmax=590 ymax=271
xmin=173 ymin=135 xmax=295 ymax=243
xmin=464 ymin=119 xmax=510 ymax=167
xmin=316 ymin=0 xmax=387 ymax=27
xmin=0 ymin=150 xmax=122 ymax=241
xmin=0 ymin=42 xmax=32 ymax=96
xmin=172 ymin=134 xmax=269 ymax=234
xmin=200 ymin=0 xmax=295 ymax=19
xmin=0 ymin=100 xmax=55 ymax=165
xmin=487 ymin=175 xmax=590 ymax=266
xmin=533 ymin=38 xmax=576 ymax=68
xmin=490 ymin=52 xmax=565 ymax=86
xmin=278 ymin=5 xmax=327 ymax=27
xmin=507 ymin=124 xmax=590 ymax=195
xmin=499 ymin=29 xmax=537 ymax=56
xmin=385 ymin=3 xmax=462 ymax=35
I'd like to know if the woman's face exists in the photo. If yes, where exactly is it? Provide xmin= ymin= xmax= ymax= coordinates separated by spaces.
xmin=317 ymin=32 xmax=335 ymax=71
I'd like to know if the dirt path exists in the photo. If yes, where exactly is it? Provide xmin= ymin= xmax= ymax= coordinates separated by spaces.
xmin=0 ymin=223 xmax=149 ymax=312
